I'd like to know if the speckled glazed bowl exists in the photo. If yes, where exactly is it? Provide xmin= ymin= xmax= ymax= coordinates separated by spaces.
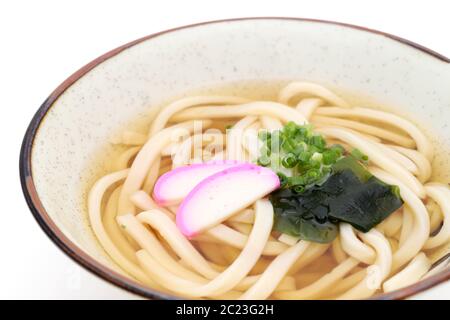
xmin=20 ymin=18 xmax=450 ymax=299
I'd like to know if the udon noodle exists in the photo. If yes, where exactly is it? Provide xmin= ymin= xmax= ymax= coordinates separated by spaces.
xmin=88 ymin=81 xmax=450 ymax=299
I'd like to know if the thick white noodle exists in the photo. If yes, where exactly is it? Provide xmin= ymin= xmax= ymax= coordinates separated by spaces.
xmin=383 ymin=253 xmax=431 ymax=292
xmin=274 ymin=257 xmax=359 ymax=299
xmin=296 ymin=98 xmax=323 ymax=120
xmin=87 ymin=81 xmax=449 ymax=300
xmin=259 ymin=116 xmax=283 ymax=131
xmin=315 ymin=107 xmax=433 ymax=161
xmin=226 ymin=116 xmax=257 ymax=161
xmin=118 ymin=120 xmax=211 ymax=215
xmin=317 ymin=127 xmax=425 ymax=198
xmin=370 ymin=168 xmax=430 ymax=271
xmin=278 ymin=82 xmax=350 ymax=108
xmin=337 ymin=229 xmax=392 ymax=299
xmin=88 ymin=169 xmax=160 ymax=288
xmin=423 ymin=184 xmax=450 ymax=249
xmin=239 ymin=241 xmax=310 ymax=300
xmin=340 ymin=223 xmax=375 ymax=264
xmin=169 ymin=101 xmax=308 ymax=125
xmin=136 ymin=199 xmax=274 ymax=297
xmin=148 ymin=96 xmax=249 ymax=135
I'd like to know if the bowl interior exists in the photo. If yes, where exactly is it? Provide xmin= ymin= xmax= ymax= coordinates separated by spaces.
xmin=27 ymin=18 xmax=450 ymax=298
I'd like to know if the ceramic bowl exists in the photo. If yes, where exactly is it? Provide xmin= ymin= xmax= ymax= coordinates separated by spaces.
xmin=20 ymin=18 xmax=450 ymax=299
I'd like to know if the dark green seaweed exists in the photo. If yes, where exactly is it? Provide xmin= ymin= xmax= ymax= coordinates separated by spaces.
xmin=270 ymin=156 xmax=404 ymax=242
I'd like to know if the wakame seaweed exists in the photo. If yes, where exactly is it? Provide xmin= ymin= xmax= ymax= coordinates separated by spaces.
xmin=270 ymin=156 xmax=404 ymax=243
xmin=270 ymin=187 xmax=339 ymax=243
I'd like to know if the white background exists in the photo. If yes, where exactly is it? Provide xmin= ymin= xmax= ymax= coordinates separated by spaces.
xmin=0 ymin=0 xmax=449 ymax=299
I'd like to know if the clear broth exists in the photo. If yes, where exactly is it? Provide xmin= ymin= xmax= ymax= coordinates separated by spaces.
xmin=82 ymin=80 xmax=450 ymax=272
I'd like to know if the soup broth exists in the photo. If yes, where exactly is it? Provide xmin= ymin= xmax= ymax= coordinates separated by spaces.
xmin=84 ymin=80 xmax=450 ymax=299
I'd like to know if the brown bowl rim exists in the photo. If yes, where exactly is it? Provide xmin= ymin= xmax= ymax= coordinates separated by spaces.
xmin=19 ymin=17 xmax=450 ymax=300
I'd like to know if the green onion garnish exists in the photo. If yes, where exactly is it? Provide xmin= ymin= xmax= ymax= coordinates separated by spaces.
xmin=257 ymin=122 xmax=371 ymax=192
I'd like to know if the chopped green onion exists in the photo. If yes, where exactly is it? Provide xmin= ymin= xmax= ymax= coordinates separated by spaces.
xmin=260 ymin=145 xmax=270 ymax=157
xmin=289 ymin=175 xmax=306 ymax=186
xmin=257 ymin=155 xmax=271 ymax=166
xmin=311 ymin=152 xmax=323 ymax=162
xmin=277 ymin=172 xmax=288 ymax=188
xmin=282 ymin=153 xmax=297 ymax=168
xmin=284 ymin=121 xmax=300 ymax=135
xmin=331 ymin=144 xmax=345 ymax=155
xmin=281 ymin=139 xmax=296 ymax=153
xmin=258 ymin=123 xmax=364 ymax=192
xmin=258 ymin=130 xmax=271 ymax=141
xmin=351 ymin=148 xmax=369 ymax=162
xmin=293 ymin=185 xmax=305 ymax=193
xmin=322 ymin=150 xmax=338 ymax=165
xmin=309 ymin=135 xmax=326 ymax=150
xmin=297 ymin=151 xmax=311 ymax=164
xmin=306 ymin=169 xmax=320 ymax=180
